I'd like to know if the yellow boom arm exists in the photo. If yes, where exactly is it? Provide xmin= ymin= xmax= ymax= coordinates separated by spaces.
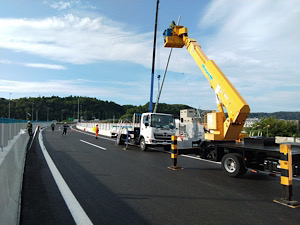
xmin=164 ymin=25 xmax=250 ymax=141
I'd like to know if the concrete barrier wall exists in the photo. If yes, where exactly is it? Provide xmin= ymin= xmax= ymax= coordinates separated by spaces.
xmin=76 ymin=124 xmax=111 ymax=136
xmin=0 ymin=121 xmax=51 ymax=151
xmin=275 ymin=136 xmax=300 ymax=143
xmin=76 ymin=122 xmax=138 ymax=137
xmin=0 ymin=121 xmax=51 ymax=224
xmin=0 ymin=131 xmax=29 ymax=225
xmin=1 ymin=123 xmax=27 ymax=150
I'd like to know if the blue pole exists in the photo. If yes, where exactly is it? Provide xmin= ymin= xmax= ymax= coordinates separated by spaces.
xmin=149 ymin=0 xmax=159 ymax=112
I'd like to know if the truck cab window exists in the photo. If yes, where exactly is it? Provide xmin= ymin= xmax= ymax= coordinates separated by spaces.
xmin=143 ymin=115 xmax=149 ymax=124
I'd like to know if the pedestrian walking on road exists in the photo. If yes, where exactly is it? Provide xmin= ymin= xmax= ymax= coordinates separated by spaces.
xmin=95 ymin=125 xmax=99 ymax=139
xmin=51 ymin=122 xmax=55 ymax=131
xmin=62 ymin=122 xmax=68 ymax=136
xmin=27 ymin=121 xmax=33 ymax=137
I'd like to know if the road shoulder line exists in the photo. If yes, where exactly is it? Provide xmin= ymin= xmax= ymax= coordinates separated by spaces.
xmin=38 ymin=128 xmax=93 ymax=225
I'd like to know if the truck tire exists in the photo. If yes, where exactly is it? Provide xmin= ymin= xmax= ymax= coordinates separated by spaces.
xmin=221 ymin=153 xmax=247 ymax=177
xmin=140 ymin=137 xmax=148 ymax=151
xmin=116 ymin=134 xmax=124 ymax=145
xmin=163 ymin=145 xmax=171 ymax=151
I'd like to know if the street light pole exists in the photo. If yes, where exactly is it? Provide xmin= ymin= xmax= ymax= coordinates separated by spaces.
xmin=8 ymin=93 xmax=12 ymax=118
xmin=32 ymin=102 xmax=34 ymax=121
xmin=267 ymin=125 xmax=270 ymax=137
xmin=80 ymin=105 xmax=82 ymax=121
xmin=78 ymin=98 xmax=80 ymax=122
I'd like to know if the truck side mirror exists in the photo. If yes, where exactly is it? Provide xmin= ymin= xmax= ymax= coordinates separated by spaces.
xmin=145 ymin=122 xmax=149 ymax=127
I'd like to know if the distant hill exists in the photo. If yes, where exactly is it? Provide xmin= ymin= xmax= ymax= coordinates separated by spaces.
xmin=0 ymin=96 xmax=191 ymax=121
xmin=1 ymin=96 xmax=299 ymax=121
xmin=249 ymin=112 xmax=300 ymax=120
xmin=0 ymin=96 xmax=125 ymax=121
xmin=121 ymin=102 xmax=193 ymax=119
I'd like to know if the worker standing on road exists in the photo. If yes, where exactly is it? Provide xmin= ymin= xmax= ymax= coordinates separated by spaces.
xmin=95 ymin=125 xmax=99 ymax=139
xmin=51 ymin=122 xmax=55 ymax=131
xmin=27 ymin=121 xmax=33 ymax=137
xmin=62 ymin=122 xmax=68 ymax=136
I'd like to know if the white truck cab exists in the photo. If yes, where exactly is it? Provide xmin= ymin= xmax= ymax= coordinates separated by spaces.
xmin=139 ymin=113 xmax=176 ymax=151
xmin=115 ymin=112 xmax=176 ymax=151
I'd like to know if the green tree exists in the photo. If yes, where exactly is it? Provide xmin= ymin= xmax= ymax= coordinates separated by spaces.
xmin=247 ymin=117 xmax=299 ymax=137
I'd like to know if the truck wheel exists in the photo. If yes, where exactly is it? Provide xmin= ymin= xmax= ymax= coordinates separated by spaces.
xmin=221 ymin=153 xmax=247 ymax=177
xmin=140 ymin=138 xmax=148 ymax=151
xmin=116 ymin=135 xmax=124 ymax=145
xmin=163 ymin=145 xmax=171 ymax=151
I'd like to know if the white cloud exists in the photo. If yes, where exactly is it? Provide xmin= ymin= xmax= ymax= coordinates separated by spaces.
xmin=0 ymin=79 xmax=150 ymax=104
xmin=199 ymin=0 xmax=300 ymax=74
xmin=1 ymin=1 xmax=299 ymax=112
xmin=0 ymin=14 xmax=153 ymax=66
xmin=1 ymin=60 xmax=66 ymax=70
xmin=0 ymin=60 xmax=13 ymax=64
xmin=50 ymin=1 xmax=71 ymax=10
xmin=195 ymin=0 xmax=300 ymax=111
xmin=24 ymin=63 xmax=66 ymax=70
xmin=44 ymin=0 xmax=96 ymax=10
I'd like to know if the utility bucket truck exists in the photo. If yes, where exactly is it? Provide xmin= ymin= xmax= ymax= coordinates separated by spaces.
xmin=163 ymin=24 xmax=300 ymax=178
xmin=115 ymin=112 xmax=176 ymax=151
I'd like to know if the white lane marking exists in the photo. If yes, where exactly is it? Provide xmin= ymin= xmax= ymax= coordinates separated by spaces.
xmin=71 ymin=126 xmax=115 ymax=142
xmin=39 ymin=129 xmax=93 ymax=225
xmin=71 ymin=126 xmax=300 ymax=181
xmin=181 ymin=154 xmax=221 ymax=165
xmin=80 ymin=140 xmax=107 ymax=150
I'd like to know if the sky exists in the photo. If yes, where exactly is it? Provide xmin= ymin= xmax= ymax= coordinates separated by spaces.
xmin=0 ymin=0 xmax=299 ymax=113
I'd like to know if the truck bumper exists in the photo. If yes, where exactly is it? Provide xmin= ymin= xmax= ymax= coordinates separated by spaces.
xmin=146 ymin=140 xmax=172 ymax=145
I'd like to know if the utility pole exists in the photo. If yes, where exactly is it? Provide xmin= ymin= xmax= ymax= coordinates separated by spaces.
xmin=148 ymin=0 xmax=159 ymax=112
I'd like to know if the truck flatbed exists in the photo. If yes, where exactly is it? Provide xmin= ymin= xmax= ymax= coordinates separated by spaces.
xmin=177 ymin=137 xmax=300 ymax=176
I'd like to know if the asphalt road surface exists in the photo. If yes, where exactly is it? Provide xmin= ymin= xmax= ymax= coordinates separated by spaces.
xmin=20 ymin=126 xmax=300 ymax=225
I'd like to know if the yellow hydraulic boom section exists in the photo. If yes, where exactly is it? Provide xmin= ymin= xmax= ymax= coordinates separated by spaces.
xmin=164 ymin=25 xmax=250 ymax=141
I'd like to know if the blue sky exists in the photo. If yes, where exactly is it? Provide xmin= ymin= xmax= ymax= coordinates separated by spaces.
xmin=1 ymin=0 xmax=299 ymax=113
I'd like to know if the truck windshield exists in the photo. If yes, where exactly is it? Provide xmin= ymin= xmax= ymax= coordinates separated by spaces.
xmin=150 ymin=114 xmax=175 ymax=129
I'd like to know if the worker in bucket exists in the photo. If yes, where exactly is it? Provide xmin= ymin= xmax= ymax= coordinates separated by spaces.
xmin=95 ymin=124 xmax=99 ymax=139
xmin=170 ymin=20 xmax=176 ymax=29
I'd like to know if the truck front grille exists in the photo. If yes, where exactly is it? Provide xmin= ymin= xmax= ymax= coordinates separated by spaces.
xmin=154 ymin=133 xmax=172 ymax=140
